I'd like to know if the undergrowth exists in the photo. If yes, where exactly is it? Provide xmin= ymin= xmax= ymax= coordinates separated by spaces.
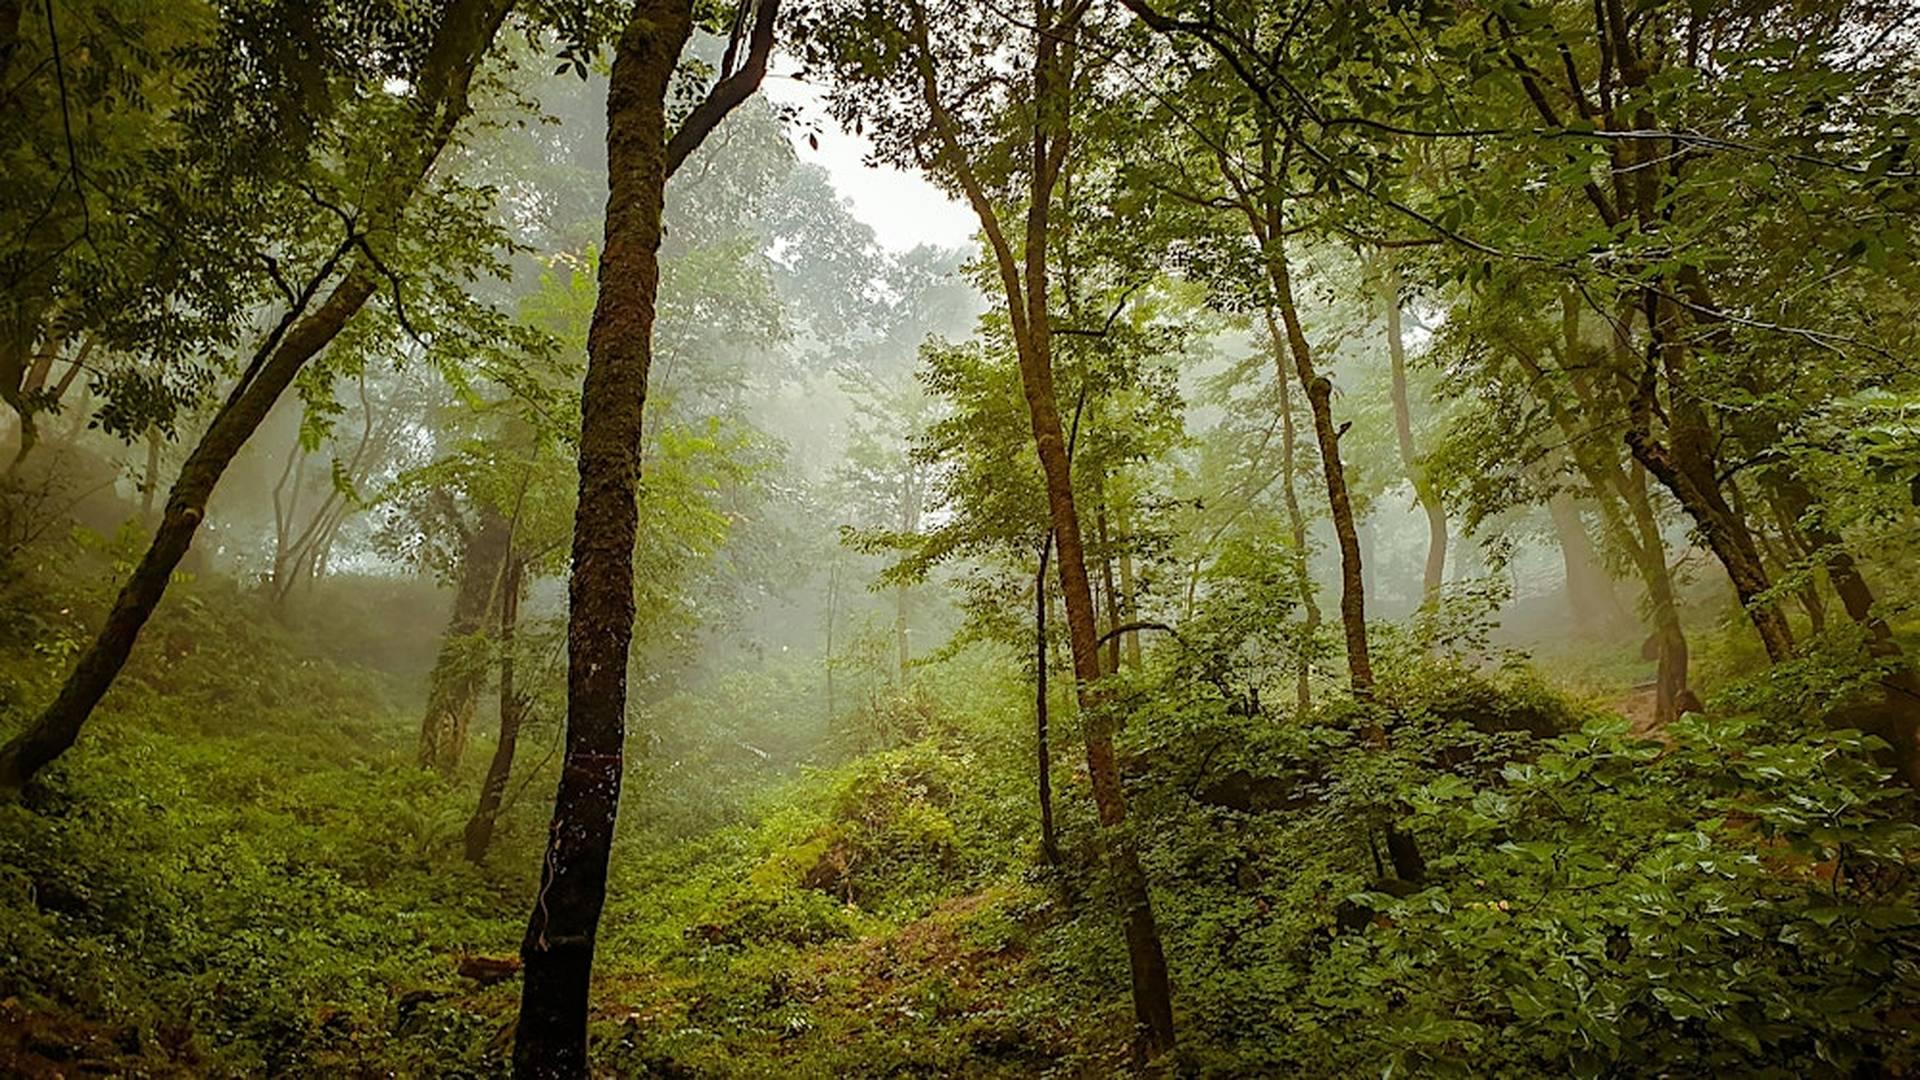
xmin=3 ymin=542 xmax=1918 ymax=1077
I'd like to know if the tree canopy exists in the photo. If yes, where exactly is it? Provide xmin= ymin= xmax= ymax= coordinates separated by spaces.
xmin=1 ymin=0 xmax=1918 ymax=1076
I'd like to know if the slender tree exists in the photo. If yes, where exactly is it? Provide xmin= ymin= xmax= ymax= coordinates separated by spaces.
xmin=514 ymin=2 xmax=781 ymax=1074
xmin=809 ymin=0 xmax=1177 ymax=1053
xmin=1035 ymin=532 xmax=1060 ymax=866
xmin=1118 ymin=2 xmax=1379 ymax=696
xmin=1120 ymin=0 xmax=1432 ymax=881
xmin=1258 ymin=141 xmax=1374 ymax=693
xmin=1381 ymin=260 xmax=1446 ymax=611
xmin=894 ymin=0 xmax=1177 ymax=1053
xmin=464 ymin=551 xmax=527 ymax=862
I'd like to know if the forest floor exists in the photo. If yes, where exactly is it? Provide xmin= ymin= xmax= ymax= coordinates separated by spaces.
xmin=0 ymin=557 xmax=1115 ymax=1076
xmin=0 ymin=994 xmax=189 ymax=1079
xmin=17 ymin=556 xmax=1886 ymax=1077
xmin=1615 ymin=682 xmax=1660 ymax=736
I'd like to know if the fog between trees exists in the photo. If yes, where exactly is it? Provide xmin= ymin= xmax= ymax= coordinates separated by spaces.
xmin=3 ymin=0 xmax=1919 ymax=1076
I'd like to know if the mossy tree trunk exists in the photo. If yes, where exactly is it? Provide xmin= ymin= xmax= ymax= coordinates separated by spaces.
xmin=513 ymin=2 xmax=780 ymax=1074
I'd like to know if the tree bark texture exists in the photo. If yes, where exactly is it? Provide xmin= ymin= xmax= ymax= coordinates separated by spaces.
xmin=514 ymin=8 xmax=690 ymax=1075
xmin=906 ymin=0 xmax=1176 ymax=1051
xmin=1271 ymin=248 xmax=1372 ymax=693
xmin=514 ymin=0 xmax=779 ymax=1073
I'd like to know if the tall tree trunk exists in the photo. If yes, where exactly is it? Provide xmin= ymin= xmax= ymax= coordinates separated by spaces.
xmin=0 ymin=0 xmax=512 ymax=793
xmin=908 ymin=0 xmax=1174 ymax=1051
xmin=1495 ymin=5 xmax=1792 ymax=664
xmin=1015 ymin=322 xmax=1174 ymax=1056
xmin=465 ymin=554 xmax=525 ymax=862
xmin=1596 ymin=14 xmax=1791 ymax=662
xmin=1098 ymin=498 xmax=1121 ymax=677
xmin=1263 ymin=309 xmax=1318 ymax=714
xmin=515 ymin=12 xmax=689 ymax=1075
xmin=1271 ymin=248 xmax=1371 ymax=692
xmin=1115 ymin=506 xmax=1142 ymax=671
xmin=1243 ymin=242 xmax=1419 ymax=880
xmin=514 ymin=2 xmax=778 ymax=1074
xmin=1018 ymin=20 xmax=1173 ymax=1054
xmin=1382 ymin=261 xmax=1445 ymax=610
xmin=1240 ymin=138 xmax=1412 ymax=877
xmin=1624 ymin=301 xmax=1793 ymax=662
xmin=1035 ymin=534 xmax=1059 ymax=866
xmin=420 ymin=506 xmax=511 ymax=773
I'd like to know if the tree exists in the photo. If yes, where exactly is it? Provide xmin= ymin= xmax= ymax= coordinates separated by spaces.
xmin=418 ymin=504 xmax=512 ymax=773
xmin=465 ymin=540 xmax=529 ymax=862
xmin=1434 ymin=278 xmax=1697 ymax=722
xmin=1459 ymin=0 xmax=1918 ymax=755
xmin=807 ymin=0 xmax=1179 ymax=1055
xmin=1381 ymin=259 xmax=1446 ymax=611
xmin=1118 ymin=2 xmax=1380 ymax=699
xmin=513 ymin=2 xmax=782 ymax=1074
xmin=0 ymin=0 xmax=519 ymax=793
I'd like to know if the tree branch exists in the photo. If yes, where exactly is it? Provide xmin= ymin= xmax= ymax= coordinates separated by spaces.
xmin=665 ymin=0 xmax=782 ymax=177
xmin=1096 ymin=620 xmax=1173 ymax=648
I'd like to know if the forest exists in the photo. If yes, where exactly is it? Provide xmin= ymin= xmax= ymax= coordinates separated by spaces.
xmin=1 ymin=0 xmax=1918 ymax=1075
